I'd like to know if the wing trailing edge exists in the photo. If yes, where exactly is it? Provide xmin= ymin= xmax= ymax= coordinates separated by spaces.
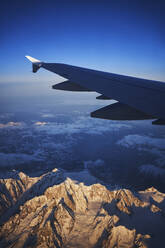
xmin=91 ymin=102 xmax=154 ymax=121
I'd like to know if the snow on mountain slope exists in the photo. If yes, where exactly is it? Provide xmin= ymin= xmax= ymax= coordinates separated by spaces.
xmin=0 ymin=169 xmax=165 ymax=248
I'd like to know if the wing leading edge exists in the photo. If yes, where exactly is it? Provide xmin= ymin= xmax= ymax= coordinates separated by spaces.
xmin=25 ymin=56 xmax=165 ymax=124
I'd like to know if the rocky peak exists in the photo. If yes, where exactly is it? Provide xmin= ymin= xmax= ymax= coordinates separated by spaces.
xmin=0 ymin=168 xmax=165 ymax=248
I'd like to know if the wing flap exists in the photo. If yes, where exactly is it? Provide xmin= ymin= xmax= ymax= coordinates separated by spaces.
xmin=91 ymin=102 xmax=154 ymax=121
xmin=96 ymin=94 xmax=112 ymax=100
xmin=52 ymin=80 xmax=93 ymax=91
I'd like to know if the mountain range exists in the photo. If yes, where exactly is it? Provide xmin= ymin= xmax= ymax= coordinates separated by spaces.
xmin=0 ymin=168 xmax=165 ymax=248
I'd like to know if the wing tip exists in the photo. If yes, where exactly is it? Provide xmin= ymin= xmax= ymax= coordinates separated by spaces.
xmin=25 ymin=55 xmax=41 ymax=63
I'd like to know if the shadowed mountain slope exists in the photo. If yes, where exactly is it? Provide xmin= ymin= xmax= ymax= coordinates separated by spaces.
xmin=0 ymin=169 xmax=165 ymax=248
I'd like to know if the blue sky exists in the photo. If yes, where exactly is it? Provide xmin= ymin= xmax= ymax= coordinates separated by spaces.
xmin=1 ymin=0 xmax=165 ymax=83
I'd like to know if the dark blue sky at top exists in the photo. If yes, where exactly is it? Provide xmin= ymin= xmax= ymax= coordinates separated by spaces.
xmin=0 ymin=0 xmax=165 ymax=83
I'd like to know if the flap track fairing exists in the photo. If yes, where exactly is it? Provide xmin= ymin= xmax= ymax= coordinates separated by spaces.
xmin=52 ymin=80 xmax=93 ymax=92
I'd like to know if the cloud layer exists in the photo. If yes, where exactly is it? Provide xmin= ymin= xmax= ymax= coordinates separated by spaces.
xmin=117 ymin=134 xmax=165 ymax=149
xmin=0 ymin=122 xmax=22 ymax=128
xmin=0 ymin=152 xmax=43 ymax=168
xmin=33 ymin=116 xmax=131 ymax=136
xmin=139 ymin=164 xmax=165 ymax=178
xmin=117 ymin=134 xmax=165 ymax=178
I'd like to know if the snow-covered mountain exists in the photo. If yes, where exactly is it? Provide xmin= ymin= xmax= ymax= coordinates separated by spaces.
xmin=0 ymin=168 xmax=165 ymax=248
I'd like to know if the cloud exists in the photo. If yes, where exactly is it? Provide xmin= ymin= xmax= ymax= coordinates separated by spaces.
xmin=117 ymin=134 xmax=165 ymax=149
xmin=34 ymin=121 xmax=47 ymax=126
xmin=117 ymin=134 xmax=165 ymax=175
xmin=139 ymin=164 xmax=165 ymax=178
xmin=33 ymin=116 xmax=131 ymax=136
xmin=84 ymin=159 xmax=105 ymax=169
xmin=41 ymin=113 xmax=55 ymax=118
xmin=0 ymin=113 xmax=131 ymax=173
xmin=0 ymin=113 xmax=14 ymax=120
xmin=0 ymin=122 xmax=22 ymax=128
xmin=0 ymin=152 xmax=43 ymax=168
xmin=64 ymin=169 xmax=103 ymax=185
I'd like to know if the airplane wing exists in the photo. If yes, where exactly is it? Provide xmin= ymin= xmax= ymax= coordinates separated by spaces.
xmin=25 ymin=55 xmax=165 ymax=125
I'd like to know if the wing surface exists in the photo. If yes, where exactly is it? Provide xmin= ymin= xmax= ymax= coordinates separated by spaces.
xmin=25 ymin=56 xmax=165 ymax=123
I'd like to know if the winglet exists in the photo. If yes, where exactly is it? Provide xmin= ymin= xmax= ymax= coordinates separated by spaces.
xmin=25 ymin=55 xmax=43 ymax=73
xmin=25 ymin=55 xmax=41 ymax=63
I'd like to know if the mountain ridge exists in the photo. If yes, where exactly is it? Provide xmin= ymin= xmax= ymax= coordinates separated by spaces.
xmin=0 ymin=168 xmax=165 ymax=248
